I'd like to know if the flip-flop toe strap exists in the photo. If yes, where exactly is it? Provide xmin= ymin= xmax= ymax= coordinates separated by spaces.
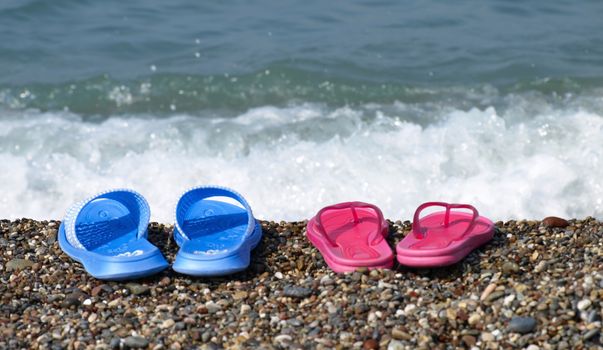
xmin=314 ymin=202 xmax=386 ymax=247
xmin=412 ymin=202 xmax=479 ymax=239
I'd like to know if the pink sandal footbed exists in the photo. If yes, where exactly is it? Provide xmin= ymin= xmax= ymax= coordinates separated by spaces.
xmin=307 ymin=202 xmax=394 ymax=273
xmin=396 ymin=202 xmax=494 ymax=267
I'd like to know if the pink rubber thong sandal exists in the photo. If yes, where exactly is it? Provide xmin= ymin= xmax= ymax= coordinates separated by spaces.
xmin=306 ymin=202 xmax=394 ymax=273
xmin=396 ymin=202 xmax=494 ymax=267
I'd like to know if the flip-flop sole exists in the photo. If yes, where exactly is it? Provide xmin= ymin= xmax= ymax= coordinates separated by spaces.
xmin=306 ymin=205 xmax=393 ymax=273
xmin=58 ymin=223 xmax=169 ymax=280
xmin=396 ymin=211 xmax=494 ymax=267
xmin=172 ymin=220 xmax=262 ymax=276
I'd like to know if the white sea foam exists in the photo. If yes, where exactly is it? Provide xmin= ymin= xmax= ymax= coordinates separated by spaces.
xmin=1 ymin=100 xmax=602 ymax=222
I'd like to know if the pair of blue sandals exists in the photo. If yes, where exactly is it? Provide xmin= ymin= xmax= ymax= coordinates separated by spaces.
xmin=58 ymin=186 xmax=262 ymax=280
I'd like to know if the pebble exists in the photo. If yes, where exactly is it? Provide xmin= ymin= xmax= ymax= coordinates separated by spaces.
xmin=161 ymin=319 xmax=175 ymax=329
xmin=126 ymin=283 xmax=150 ymax=296
xmin=542 ymin=216 xmax=569 ymax=228
xmin=481 ymin=332 xmax=494 ymax=342
xmin=462 ymin=335 xmax=476 ymax=347
xmin=123 ymin=336 xmax=149 ymax=349
xmin=283 ymin=285 xmax=313 ymax=299
xmin=205 ymin=302 xmax=221 ymax=314
xmin=507 ymin=316 xmax=537 ymax=334
xmin=486 ymin=291 xmax=505 ymax=303
xmin=577 ymin=299 xmax=592 ymax=311
xmin=273 ymin=334 xmax=292 ymax=346
xmin=63 ymin=293 xmax=81 ymax=308
xmin=387 ymin=340 xmax=404 ymax=350
xmin=480 ymin=283 xmax=497 ymax=301
xmin=362 ymin=339 xmax=378 ymax=349
xmin=6 ymin=258 xmax=34 ymax=271
xmin=583 ymin=328 xmax=600 ymax=341
xmin=502 ymin=261 xmax=520 ymax=274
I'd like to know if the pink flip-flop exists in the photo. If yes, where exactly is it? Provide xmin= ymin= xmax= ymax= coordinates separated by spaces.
xmin=306 ymin=202 xmax=394 ymax=273
xmin=396 ymin=202 xmax=494 ymax=267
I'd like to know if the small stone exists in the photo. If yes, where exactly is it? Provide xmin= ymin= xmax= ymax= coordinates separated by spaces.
xmin=82 ymin=299 xmax=92 ymax=306
xmin=109 ymin=338 xmax=121 ymax=349
xmin=542 ymin=216 xmax=569 ymax=228
xmin=363 ymin=339 xmax=378 ymax=349
xmin=320 ymin=275 xmax=334 ymax=286
xmin=190 ymin=328 xmax=202 ymax=341
xmin=283 ymin=285 xmax=313 ymax=299
xmin=63 ymin=293 xmax=81 ymax=308
xmin=468 ymin=313 xmax=481 ymax=326
xmin=507 ymin=316 xmax=537 ymax=334
xmin=577 ymin=299 xmax=592 ymax=311
xmin=387 ymin=340 xmax=404 ymax=350
xmin=587 ymin=310 xmax=601 ymax=323
xmin=526 ymin=345 xmax=539 ymax=350
xmin=126 ymin=283 xmax=150 ymax=296
xmin=6 ymin=258 xmax=34 ymax=271
xmin=392 ymin=328 xmax=410 ymax=340
xmin=123 ymin=336 xmax=149 ymax=348
xmin=480 ymin=283 xmax=497 ymax=301
xmin=502 ymin=261 xmax=519 ymax=275
xmin=159 ymin=276 xmax=171 ymax=286
xmin=201 ymin=331 xmax=211 ymax=343
xmin=205 ymin=302 xmax=221 ymax=314
xmin=274 ymin=272 xmax=284 ymax=279
xmin=232 ymin=291 xmax=248 ymax=300
xmin=160 ymin=319 xmax=175 ymax=329
xmin=503 ymin=294 xmax=516 ymax=306
xmin=273 ymin=334 xmax=292 ymax=346
xmin=240 ymin=304 xmax=251 ymax=314
xmin=584 ymin=328 xmax=600 ymax=341
xmin=486 ymin=291 xmax=505 ymax=303
xmin=462 ymin=335 xmax=476 ymax=347
xmin=91 ymin=284 xmax=110 ymax=297
xmin=403 ymin=304 xmax=417 ymax=315
xmin=481 ymin=332 xmax=494 ymax=342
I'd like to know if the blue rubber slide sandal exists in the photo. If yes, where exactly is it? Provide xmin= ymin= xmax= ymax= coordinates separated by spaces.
xmin=172 ymin=186 xmax=262 ymax=276
xmin=58 ymin=189 xmax=169 ymax=280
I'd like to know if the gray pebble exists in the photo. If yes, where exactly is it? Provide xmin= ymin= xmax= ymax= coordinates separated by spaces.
xmin=6 ymin=258 xmax=34 ymax=271
xmin=584 ymin=329 xmax=600 ymax=341
xmin=123 ymin=336 xmax=149 ymax=348
xmin=125 ymin=283 xmax=150 ymax=296
xmin=283 ymin=285 xmax=313 ymax=299
xmin=109 ymin=337 xmax=120 ymax=349
xmin=507 ymin=316 xmax=537 ymax=334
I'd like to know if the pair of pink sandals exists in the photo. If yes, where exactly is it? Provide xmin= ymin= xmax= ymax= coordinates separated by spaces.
xmin=306 ymin=201 xmax=495 ymax=273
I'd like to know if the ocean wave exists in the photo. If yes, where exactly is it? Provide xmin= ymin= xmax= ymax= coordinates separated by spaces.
xmin=1 ymin=95 xmax=602 ymax=221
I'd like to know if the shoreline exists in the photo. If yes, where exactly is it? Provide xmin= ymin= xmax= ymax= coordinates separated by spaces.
xmin=1 ymin=217 xmax=602 ymax=349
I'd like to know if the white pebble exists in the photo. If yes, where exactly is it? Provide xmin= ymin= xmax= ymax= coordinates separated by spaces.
xmin=503 ymin=294 xmax=516 ymax=306
xmin=578 ymin=299 xmax=592 ymax=311
xmin=274 ymin=272 xmax=284 ymax=279
xmin=403 ymin=304 xmax=417 ymax=315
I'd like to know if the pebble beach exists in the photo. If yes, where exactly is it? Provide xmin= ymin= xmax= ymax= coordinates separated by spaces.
xmin=1 ymin=217 xmax=602 ymax=349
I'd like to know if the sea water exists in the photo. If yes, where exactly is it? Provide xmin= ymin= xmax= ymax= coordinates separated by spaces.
xmin=1 ymin=0 xmax=602 ymax=221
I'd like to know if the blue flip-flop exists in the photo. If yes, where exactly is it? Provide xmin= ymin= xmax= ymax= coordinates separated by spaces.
xmin=58 ymin=189 xmax=169 ymax=280
xmin=172 ymin=186 xmax=262 ymax=276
